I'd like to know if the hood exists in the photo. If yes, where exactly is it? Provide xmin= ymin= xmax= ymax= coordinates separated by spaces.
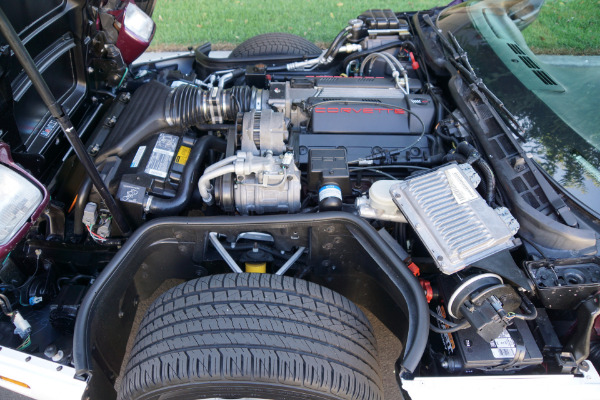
xmin=0 ymin=0 xmax=156 ymax=179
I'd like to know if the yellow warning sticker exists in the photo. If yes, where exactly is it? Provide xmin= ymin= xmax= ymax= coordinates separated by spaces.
xmin=174 ymin=146 xmax=191 ymax=165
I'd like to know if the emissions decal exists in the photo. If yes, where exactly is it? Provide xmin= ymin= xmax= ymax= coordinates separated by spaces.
xmin=145 ymin=133 xmax=178 ymax=178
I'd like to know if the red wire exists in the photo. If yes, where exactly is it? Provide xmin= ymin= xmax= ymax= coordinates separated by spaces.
xmin=86 ymin=225 xmax=106 ymax=241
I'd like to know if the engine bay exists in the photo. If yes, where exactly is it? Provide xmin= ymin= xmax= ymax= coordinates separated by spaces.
xmin=1 ymin=3 xmax=600 ymax=399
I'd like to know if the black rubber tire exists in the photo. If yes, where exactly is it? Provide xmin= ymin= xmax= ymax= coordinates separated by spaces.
xmin=229 ymin=33 xmax=321 ymax=58
xmin=118 ymin=274 xmax=383 ymax=400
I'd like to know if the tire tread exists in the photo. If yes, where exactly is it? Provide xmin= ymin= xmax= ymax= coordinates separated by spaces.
xmin=119 ymin=274 xmax=383 ymax=400
xmin=229 ymin=33 xmax=321 ymax=58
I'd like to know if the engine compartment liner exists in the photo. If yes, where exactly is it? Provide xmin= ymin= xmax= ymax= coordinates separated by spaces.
xmin=73 ymin=213 xmax=428 ymax=397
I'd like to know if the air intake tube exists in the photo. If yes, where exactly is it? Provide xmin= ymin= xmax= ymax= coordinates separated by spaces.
xmin=95 ymin=82 xmax=257 ymax=164
xmin=165 ymin=84 xmax=255 ymax=127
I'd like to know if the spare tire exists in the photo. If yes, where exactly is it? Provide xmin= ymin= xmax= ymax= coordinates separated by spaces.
xmin=229 ymin=32 xmax=322 ymax=58
xmin=118 ymin=273 xmax=383 ymax=400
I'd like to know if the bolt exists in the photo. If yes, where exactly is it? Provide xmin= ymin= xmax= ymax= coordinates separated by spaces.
xmin=44 ymin=344 xmax=58 ymax=358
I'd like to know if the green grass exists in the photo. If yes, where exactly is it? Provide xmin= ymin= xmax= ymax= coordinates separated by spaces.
xmin=150 ymin=0 xmax=600 ymax=55
xmin=523 ymin=0 xmax=600 ymax=55
xmin=150 ymin=0 xmax=441 ymax=50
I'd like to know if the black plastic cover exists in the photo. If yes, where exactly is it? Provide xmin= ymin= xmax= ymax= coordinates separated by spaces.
xmin=307 ymin=148 xmax=351 ymax=195
xmin=359 ymin=9 xmax=404 ymax=30
xmin=310 ymin=95 xmax=434 ymax=135
xmin=525 ymin=257 xmax=600 ymax=310
xmin=109 ymin=134 xmax=195 ymax=225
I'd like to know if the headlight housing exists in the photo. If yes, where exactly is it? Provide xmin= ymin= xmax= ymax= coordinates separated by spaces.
xmin=115 ymin=2 xmax=156 ymax=64
xmin=0 ymin=143 xmax=48 ymax=259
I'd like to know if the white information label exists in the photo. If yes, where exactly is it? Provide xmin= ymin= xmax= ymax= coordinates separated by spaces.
xmin=445 ymin=168 xmax=479 ymax=204
xmin=490 ymin=329 xmax=517 ymax=359
xmin=145 ymin=133 xmax=178 ymax=178
xmin=319 ymin=185 xmax=342 ymax=202
xmin=130 ymin=146 xmax=146 ymax=168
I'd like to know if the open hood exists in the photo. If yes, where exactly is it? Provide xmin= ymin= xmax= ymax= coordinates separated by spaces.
xmin=0 ymin=0 xmax=155 ymax=180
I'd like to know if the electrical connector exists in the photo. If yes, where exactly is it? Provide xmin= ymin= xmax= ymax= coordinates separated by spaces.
xmin=12 ymin=311 xmax=31 ymax=339
xmin=82 ymin=202 xmax=98 ymax=226
xmin=97 ymin=218 xmax=112 ymax=238
xmin=28 ymin=296 xmax=43 ymax=305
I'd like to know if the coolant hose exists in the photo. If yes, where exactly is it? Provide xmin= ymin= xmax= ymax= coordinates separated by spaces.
xmin=145 ymin=135 xmax=226 ymax=215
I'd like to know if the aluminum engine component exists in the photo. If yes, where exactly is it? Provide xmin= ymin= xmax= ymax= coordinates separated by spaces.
xmin=390 ymin=163 xmax=519 ymax=274
xmin=356 ymin=180 xmax=407 ymax=223
xmin=214 ymin=151 xmax=301 ymax=214
xmin=241 ymin=109 xmax=288 ymax=156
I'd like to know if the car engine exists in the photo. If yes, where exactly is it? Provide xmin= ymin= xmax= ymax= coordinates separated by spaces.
xmin=1 ymin=3 xmax=599 ymax=399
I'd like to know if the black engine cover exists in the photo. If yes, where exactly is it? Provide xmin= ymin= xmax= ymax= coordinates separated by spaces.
xmin=310 ymin=95 xmax=433 ymax=134
xmin=297 ymin=77 xmax=436 ymax=164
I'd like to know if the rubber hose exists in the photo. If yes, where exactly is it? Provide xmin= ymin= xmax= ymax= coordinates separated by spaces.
xmin=342 ymin=41 xmax=405 ymax=68
xmin=324 ymin=26 xmax=351 ymax=59
xmin=443 ymin=152 xmax=467 ymax=163
xmin=455 ymin=141 xmax=496 ymax=204
xmin=474 ymin=158 xmax=496 ymax=205
xmin=146 ymin=135 xmax=226 ymax=215
xmin=429 ymin=320 xmax=470 ymax=334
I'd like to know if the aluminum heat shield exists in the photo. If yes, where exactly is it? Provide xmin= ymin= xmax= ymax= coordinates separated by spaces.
xmin=390 ymin=164 xmax=519 ymax=274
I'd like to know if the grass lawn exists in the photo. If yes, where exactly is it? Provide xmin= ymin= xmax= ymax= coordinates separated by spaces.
xmin=150 ymin=0 xmax=599 ymax=55
xmin=524 ymin=0 xmax=600 ymax=55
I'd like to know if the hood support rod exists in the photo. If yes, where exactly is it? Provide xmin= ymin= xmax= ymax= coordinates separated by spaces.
xmin=0 ymin=7 xmax=131 ymax=236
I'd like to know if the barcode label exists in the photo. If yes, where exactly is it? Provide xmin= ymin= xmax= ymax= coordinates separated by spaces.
xmin=145 ymin=133 xmax=178 ymax=178
xmin=445 ymin=168 xmax=478 ymax=204
xmin=491 ymin=347 xmax=516 ymax=358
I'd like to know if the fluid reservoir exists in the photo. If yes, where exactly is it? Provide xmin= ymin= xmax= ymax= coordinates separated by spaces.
xmin=319 ymin=184 xmax=343 ymax=211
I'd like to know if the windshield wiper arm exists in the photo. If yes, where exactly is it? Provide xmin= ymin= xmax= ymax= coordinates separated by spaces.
xmin=423 ymin=15 xmax=525 ymax=139
xmin=422 ymin=14 xmax=578 ymax=227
